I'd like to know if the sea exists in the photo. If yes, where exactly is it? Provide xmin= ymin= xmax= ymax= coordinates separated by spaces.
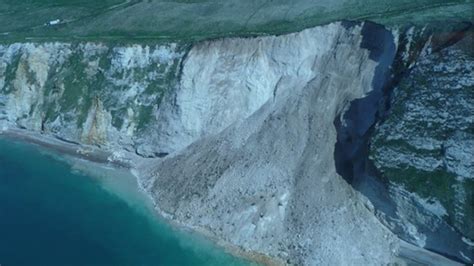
xmin=0 ymin=137 xmax=254 ymax=266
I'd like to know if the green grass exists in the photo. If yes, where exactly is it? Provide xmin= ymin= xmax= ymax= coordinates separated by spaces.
xmin=0 ymin=0 xmax=472 ymax=42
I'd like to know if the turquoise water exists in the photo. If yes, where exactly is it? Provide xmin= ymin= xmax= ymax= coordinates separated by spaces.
xmin=0 ymin=138 xmax=253 ymax=266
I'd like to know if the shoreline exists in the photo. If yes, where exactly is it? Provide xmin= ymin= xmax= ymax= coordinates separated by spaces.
xmin=131 ymin=167 xmax=285 ymax=266
xmin=0 ymin=127 xmax=281 ymax=266
xmin=0 ymin=128 xmax=131 ymax=168
xmin=0 ymin=127 xmax=463 ymax=266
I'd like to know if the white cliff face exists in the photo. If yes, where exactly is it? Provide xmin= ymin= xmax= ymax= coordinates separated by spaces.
xmin=4 ymin=43 xmax=71 ymax=131
xmin=139 ymin=22 xmax=400 ymax=265
xmin=146 ymin=24 xmax=353 ymax=154
xmin=0 ymin=42 xmax=185 ymax=150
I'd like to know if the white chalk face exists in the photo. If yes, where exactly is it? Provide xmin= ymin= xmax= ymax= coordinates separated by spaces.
xmin=0 ymin=42 xmax=187 ymax=151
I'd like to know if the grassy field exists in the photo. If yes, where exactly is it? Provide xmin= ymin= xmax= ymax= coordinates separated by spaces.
xmin=0 ymin=0 xmax=472 ymax=42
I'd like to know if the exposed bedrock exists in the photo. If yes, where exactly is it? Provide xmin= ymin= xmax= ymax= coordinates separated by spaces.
xmin=0 ymin=42 xmax=187 ymax=154
xmin=139 ymin=22 xmax=401 ymax=265
xmin=335 ymin=22 xmax=473 ymax=264
xmin=368 ymin=27 xmax=474 ymax=263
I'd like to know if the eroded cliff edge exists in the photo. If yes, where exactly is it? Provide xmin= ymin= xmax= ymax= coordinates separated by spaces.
xmin=1 ymin=21 xmax=472 ymax=265
xmin=139 ymin=21 xmax=399 ymax=265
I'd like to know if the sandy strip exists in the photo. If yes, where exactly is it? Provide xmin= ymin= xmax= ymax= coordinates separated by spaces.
xmin=0 ymin=128 xmax=131 ymax=168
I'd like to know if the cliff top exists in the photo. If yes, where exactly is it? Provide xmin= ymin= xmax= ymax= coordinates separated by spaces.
xmin=0 ymin=0 xmax=472 ymax=42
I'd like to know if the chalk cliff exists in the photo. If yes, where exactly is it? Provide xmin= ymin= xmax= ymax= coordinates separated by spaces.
xmin=140 ymin=22 xmax=399 ymax=265
xmin=1 ymin=20 xmax=471 ymax=264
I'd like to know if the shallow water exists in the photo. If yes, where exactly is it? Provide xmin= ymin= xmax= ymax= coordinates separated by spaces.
xmin=0 ymin=137 xmax=254 ymax=266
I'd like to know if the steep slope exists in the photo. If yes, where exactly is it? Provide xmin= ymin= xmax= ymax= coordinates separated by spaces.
xmin=335 ymin=24 xmax=473 ymax=263
xmin=370 ymin=31 xmax=474 ymax=262
xmin=0 ymin=42 xmax=187 ymax=155
xmin=138 ymin=21 xmax=400 ymax=265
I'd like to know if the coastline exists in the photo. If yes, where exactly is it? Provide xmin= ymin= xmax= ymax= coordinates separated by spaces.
xmin=0 ymin=127 xmax=463 ymax=266
xmin=0 ymin=128 xmax=131 ymax=168
xmin=0 ymin=127 xmax=280 ymax=266
xmin=132 ymin=165 xmax=286 ymax=266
